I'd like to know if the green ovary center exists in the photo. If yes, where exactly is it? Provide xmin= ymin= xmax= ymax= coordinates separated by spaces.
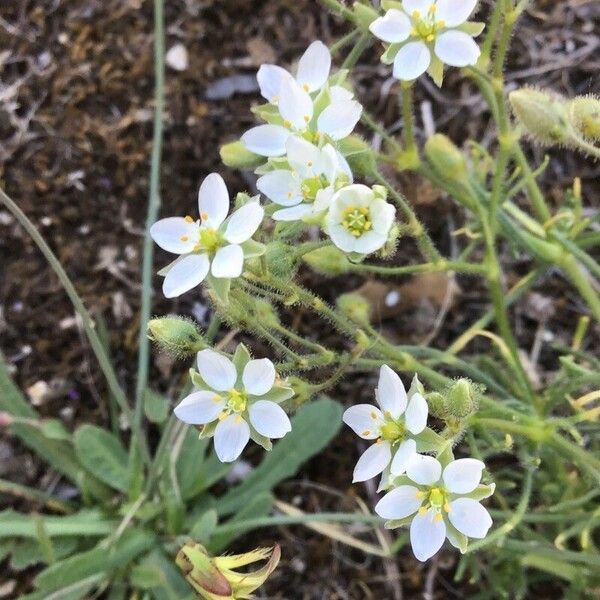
xmin=379 ymin=419 xmax=406 ymax=443
xmin=410 ymin=8 xmax=445 ymax=42
xmin=226 ymin=389 xmax=248 ymax=413
xmin=301 ymin=175 xmax=328 ymax=202
xmin=341 ymin=205 xmax=372 ymax=237
xmin=196 ymin=227 xmax=223 ymax=254
xmin=417 ymin=486 xmax=451 ymax=519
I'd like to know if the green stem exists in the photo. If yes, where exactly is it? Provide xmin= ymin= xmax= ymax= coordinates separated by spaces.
xmin=341 ymin=32 xmax=371 ymax=70
xmin=400 ymin=83 xmax=418 ymax=157
xmin=349 ymin=260 xmax=486 ymax=276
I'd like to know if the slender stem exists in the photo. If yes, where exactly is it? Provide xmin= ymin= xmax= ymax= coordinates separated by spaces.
xmin=341 ymin=32 xmax=371 ymax=70
xmin=349 ymin=260 xmax=486 ymax=276
xmin=330 ymin=29 xmax=360 ymax=55
xmin=512 ymin=145 xmax=552 ymax=221
xmin=129 ymin=0 xmax=166 ymax=486
xmin=318 ymin=0 xmax=356 ymax=22
xmin=400 ymin=83 xmax=417 ymax=156
xmin=480 ymin=0 xmax=504 ymax=65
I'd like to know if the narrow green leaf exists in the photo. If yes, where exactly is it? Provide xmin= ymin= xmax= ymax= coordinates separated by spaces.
xmin=10 ymin=538 xmax=78 ymax=571
xmin=0 ymin=351 xmax=37 ymax=417
xmin=130 ymin=564 xmax=165 ymax=589
xmin=74 ymin=425 xmax=129 ymax=493
xmin=144 ymin=389 xmax=170 ymax=424
xmin=189 ymin=509 xmax=218 ymax=544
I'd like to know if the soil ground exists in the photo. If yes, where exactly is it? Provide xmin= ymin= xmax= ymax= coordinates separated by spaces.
xmin=1 ymin=0 xmax=599 ymax=598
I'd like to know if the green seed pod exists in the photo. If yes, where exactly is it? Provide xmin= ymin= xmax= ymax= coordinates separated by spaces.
xmin=148 ymin=316 xmax=206 ymax=357
xmin=446 ymin=378 xmax=480 ymax=418
xmin=303 ymin=246 xmax=351 ymax=276
xmin=424 ymin=134 xmax=468 ymax=182
xmin=509 ymin=88 xmax=572 ymax=146
xmin=568 ymin=95 xmax=600 ymax=141
xmin=337 ymin=293 xmax=371 ymax=325
xmin=220 ymin=140 xmax=264 ymax=169
xmin=426 ymin=391 xmax=450 ymax=419
xmin=353 ymin=2 xmax=379 ymax=30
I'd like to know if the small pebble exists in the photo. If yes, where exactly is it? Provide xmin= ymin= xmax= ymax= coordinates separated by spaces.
xmin=166 ymin=43 xmax=189 ymax=72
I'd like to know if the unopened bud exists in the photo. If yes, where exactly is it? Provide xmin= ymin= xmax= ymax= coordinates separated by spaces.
xmin=353 ymin=2 xmax=379 ymax=30
xmin=568 ymin=95 xmax=600 ymax=141
xmin=425 ymin=134 xmax=468 ymax=181
xmin=509 ymin=88 xmax=572 ymax=146
xmin=335 ymin=135 xmax=376 ymax=177
xmin=379 ymin=223 xmax=400 ymax=258
xmin=252 ymin=298 xmax=280 ymax=328
xmin=446 ymin=378 xmax=480 ymax=418
xmin=220 ymin=141 xmax=264 ymax=169
xmin=148 ymin=316 xmax=206 ymax=357
xmin=337 ymin=293 xmax=371 ymax=325
xmin=426 ymin=392 xmax=449 ymax=419
xmin=303 ymin=246 xmax=351 ymax=276
xmin=265 ymin=241 xmax=298 ymax=279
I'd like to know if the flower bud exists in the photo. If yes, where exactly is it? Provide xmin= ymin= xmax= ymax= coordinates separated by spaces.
xmin=379 ymin=223 xmax=400 ymax=258
xmin=424 ymin=134 xmax=468 ymax=182
xmin=220 ymin=141 xmax=264 ymax=169
xmin=148 ymin=316 xmax=206 ymax=357
xmin=509 ymin=88 xmax=572 ymax=146
xmin=446 ymin=378 xmax=480 ymax=418
xmin=352 ymin=2 xmax=379 ymax=30
xmin=426 ymin=392 xmax=450 ymax=419
xmin=252 ymin=298 xmax=280 ymax=328
xmin=568 ymin=95 xmax=600 ymax=141
xmin=335 ymin=135 xmax=376 ymax=177
xmin=337 ymin=293 xmax=371 ymax=325
xmin=176 ymin=541 xmax=280 ymax=600
xmin=303 ymin=246 xmax=351 ymax=276
xmin=265 ymin=241 xmax=298 ymax=279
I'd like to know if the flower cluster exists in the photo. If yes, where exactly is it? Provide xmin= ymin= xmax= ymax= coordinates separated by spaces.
xmin=343 ymin=365 xmax=494 ymax=561
xmin=370 ymin=0 xmax=484 ymax=84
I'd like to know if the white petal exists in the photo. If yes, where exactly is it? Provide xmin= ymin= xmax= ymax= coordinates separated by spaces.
xmin=272 ymin=204 xmax=313 ymax=221
xmin=329 ymin=86 xmax=354 ymax=102
xmin=343 ymin=404 xmax=384 ymax=440
xmin=198 ymin=173 xmax=229 ymax=228
xmin=151 ymin=217 xmax=199 ymax=254
xmin=174 ymin=391 xmax=225 ymax=425
xmin=327 ymin=223 xmax=359 ymax=253
xmin=317 ymin=100 xmax=362 ymax=140
xmin=410 ymin=508 xmax=446 ymax=562
xmin=352 ymin=442 xmax=392 ymax=482
xmin=296 ymin=40 xmax=331 ymax=93
xmin=257 ymin=64 xmax=291 ymax=102
xmin=405 ymin=393 xmax=428 ymax=435
xmin=257 ymin=170 xmax=302 ymax=206
xmin=436 ymin=0 xmax=478 ymax=27
xmin=279 ymin=78 xmax=313 ymax=130
xmin=369 ymin=9 xmax=411 ymax=43
xmin=197 ymin=349 xmax=237 ymax=391
xmin=320 ymin=144 xmax=340 ymax=182
xmin=370 ymin=200 xmax=396 ymax=234
xmin=352 ymin=231 xmax=388 ymax=255
xmin=286 ymin=136 xmax=322 ymax=178
xmin=249 ymin=400 xmax=291 ymax=438
xmin=406 ymin=454 xmax=442 ymax=486
xmin=214 ymin=415 xmax=250 ymax=462
xmin=393 ymin=41 xmax=431 ymax=81
xmin=402 ymin=0 xmax=432 ymax=14
xmin=242 ymin=125 xmax=289 ymax=157
xmin=224 ymin=202 xmax=264 ymax=243
xmin=242 ymin=358 xmax=276 ymax=396
xmin=390 ymin=438 xmax=417 ymax=475
xmin=375 ymin=484 xmax=423 ymax=519
xmin=211 ymin=244 xmax=244 ymax=279
xmin=162 ymin=253 xmax=209 ymax=298
xmin=435 ymin=30 xmax=480 ymax=67
xmin=377 ymin=365 xmax=407 ymax=418
xmin=443 ymin=458 xmax=485 ymax=494
xmin=448 ymin=498 xmax=492 ymax=538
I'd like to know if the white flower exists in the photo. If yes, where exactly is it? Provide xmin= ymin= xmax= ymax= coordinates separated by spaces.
xmin=256 ymin=136 xmax=352 ymax=222
xmin=343 ymin=366 xmax=428 ymax=482
xmin=325 ymin=184 xmax=396 ymax=255
xmin=150 ymin=173 xmax=264 ymax=298
xmin=370 ymin=0 xmax=482 ymax=83
xmin=175 ymin=347 xmax=294 ymax=462
xmin=375 ymin=454 xmax=494 ymax=561
xmin=242 ymin=41 xmax=363 ymax=157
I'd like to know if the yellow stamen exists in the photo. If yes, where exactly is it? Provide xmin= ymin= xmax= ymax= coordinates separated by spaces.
xmin=212 ymin=394 xmax=222 ymax=403
xmin=444 ymin=502 xmax=451 ymax=513
xmin=429 ymin=4 xmax=436 ymax=13
xmin=434 ymin=512 xmax=443 ymax=522
xmin=180 ymin=235 xmax=189 ymax=241
xmin=307 ymin=161 xmax=313 ymax=167
xmin=303 ymin=115 xmax=310 ymax=123
xmin=284 ymin=119 xmax=292 ymax=129
xmin=362 ymin=430 xmax=371 ymax=437
xmin=303 ymin=83 xmax=310 ymax=92
xmin=411 ymin=27 xmax=418 ymax=36
xmin=235 ymin=414 xmax=242 ymax=424
xmin=437 ymin=20 xmax=446 ymax=29
xmin=218 ymin=411 xmax=227 ymax=421
xmin=418 ymin=506 xmax=428 ymax=516
xmin=370 ymin=411 xmax=378 ymax=419
xmin=184 ymin=215 xmax=194 ymax=223
xmin=412 ymin=10 xmax=420 ymax=18
xmin=416 ymin=491 xmax=427 ymax=499
xmin=426 ymin=34 xmax=435 ymax=42
xmin=200 ymin=212 xmax=209 ymax=221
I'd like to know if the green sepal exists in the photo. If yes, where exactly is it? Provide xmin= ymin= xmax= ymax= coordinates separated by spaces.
xmin=458 ymin=21 xmax=486 ymax=37
xmin=199 ymin=421 xmax=218 ymax=439
xmin=189 ymin=368 xmax=211 ymax=391
xmin=255 ymin=384 xmax=295 ymax=404
xmin=157 ymin=256 xmax=183 ymax=277
xmin=250 ymin=426 xmax=273 ymax=452
xmin=232 ymin=343 xmax=252 ymax=380
xmin=254 ymin=156 xmax=290 ymax=175
xmin=241 ymin=239 xmax=266 ymax=258
xmin=427 ymin=55 xmax=445 ymax=88
xmin=384 ymin=516 xmax=413 ymax=530
xmin=251 ymin=103 xmax=283 ymax=125
xmin=329 ymin=68 xmax=349 ymax=87
xmin=312 ymin=85 xmax=332 ymax=120
xmin=381 ymin=43 xmax=402 ymax=65
xmin=207 ymin=274 xmax=231 ymax=305
xmin=220 ymin=140 xmax=265 ymax=170
xmin=407 ymin=374 xmax=425 ymax=400
xmin=446 ymin=521 xmax=469 ymax=553
xmin=415 ymin=427 xmax=446 ymax=454
xmin=463 ymin=482 xmax=496 ymax=501
xmin=381 ymin=0 xmax=403 ymax=10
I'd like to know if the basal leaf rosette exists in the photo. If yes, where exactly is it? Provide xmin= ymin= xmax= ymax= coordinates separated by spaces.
xmin=239 ymin=41 xmax=363 ymax=165
xmin=370 ymin=0 xmax=485 ymax=85
xmin=376 ymin=454 xmax=495 ymax=561
xmin=343 ymin=366 xmax=439 ymax=483
xmin=151 ymin=173 xmax=266 ymax=302
xmin=325 ymin=184 xmax=396 ymax=258
xmin=176 ymin=344 xmax=294 ymax=462
xmin=256 ymin=135 xmax=352 ymax=223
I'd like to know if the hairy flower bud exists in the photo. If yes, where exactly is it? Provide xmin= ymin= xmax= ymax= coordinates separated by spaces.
xmin=148 ymin=316 xmax=206 ymax=357
xmin=509 ymin=88 xmax=572 ymax=146
xmin=220 ymin=141 xmax=264 ymax=169
xmin=252 ymin=298 xmax=280 ymax=328
xmin=265 ymin=241 xmax=299 ymax=279
xmin=426 ymin=391 xmax=450 ymax=419
xmin=303 ymin=246 xmax=351 ymax=276
xmin=568 ymin=95 xmax=600 ymax=141
xmin=337 ymin=293 xmax=371 ymax=325
xmin=446 ymin=378 xmax=480 ymax=418
xmin=425 ymin=134 xmax=468 ymax=182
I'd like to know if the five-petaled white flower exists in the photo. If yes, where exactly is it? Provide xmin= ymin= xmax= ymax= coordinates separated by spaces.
xmin=175 ymin=348 xmax=294 ymax=462
xmin=242 ymin=41 xmax=363 ymax=157
xmin=370 ymin=0 xmax=483 ymax=83
xmin=150 ymin=173 xmax=264 ymax=298
xmin=376 ymin=454 xmax=494 ymax=561
xmin=257 ymin=136 xmax=352 ymax=222
xmin=343 ymin=366 xmax=428 ymax=482
xmin=326 ymin=184 xmax=396 ymax=255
